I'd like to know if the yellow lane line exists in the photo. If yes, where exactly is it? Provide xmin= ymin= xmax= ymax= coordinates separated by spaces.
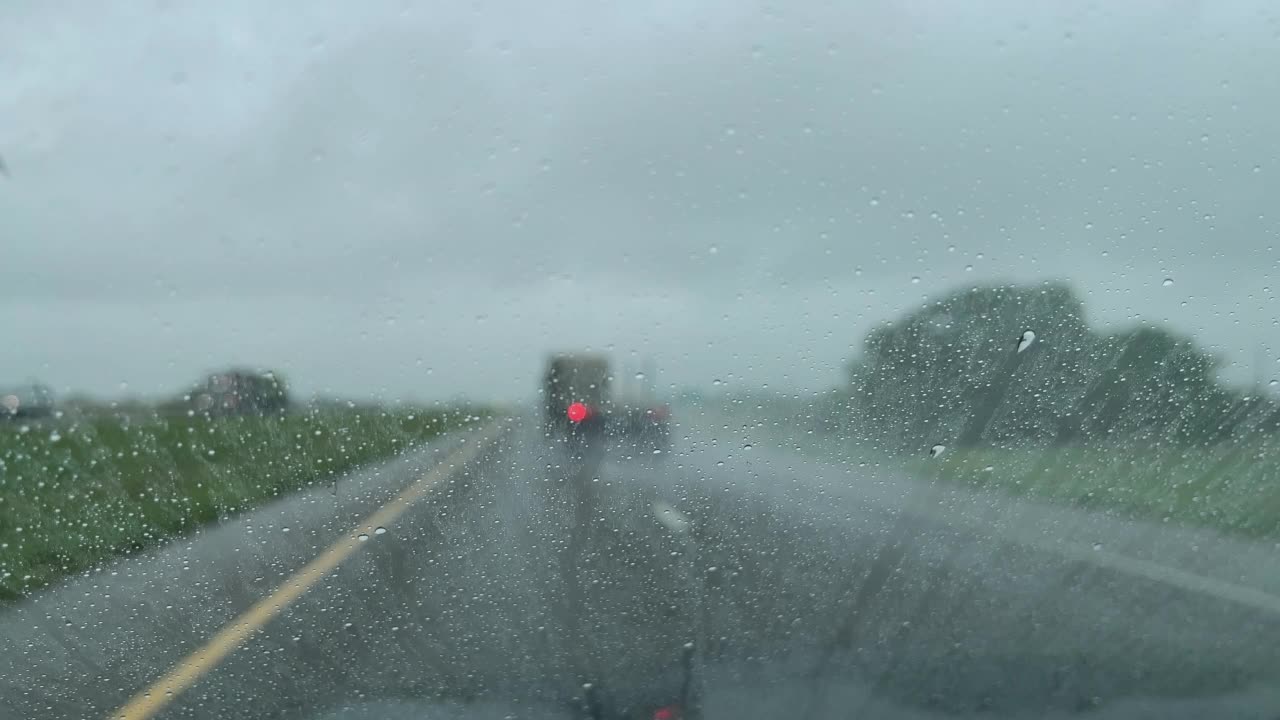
xmin=109 ymin=423 xmax=505 ymax=720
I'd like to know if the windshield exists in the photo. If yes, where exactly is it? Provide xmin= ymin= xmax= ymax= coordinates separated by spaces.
xmin=5 ymin=2 xmax=1280 ymax=719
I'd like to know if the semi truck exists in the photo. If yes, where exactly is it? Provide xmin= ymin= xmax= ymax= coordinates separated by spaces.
xmin=542 ymin=353 xmax=670 ymax=451
xmin=543 ymin=353 xmax=611 ymax=440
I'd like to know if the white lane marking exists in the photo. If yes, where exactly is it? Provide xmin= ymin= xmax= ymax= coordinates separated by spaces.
xmin=1021 ymin=530 xmax=1280 ymax=616
xmin=654 ymin=500 xmax=691 ymax=534
xmin=893 ymin=483 xmax=1280 ymax=616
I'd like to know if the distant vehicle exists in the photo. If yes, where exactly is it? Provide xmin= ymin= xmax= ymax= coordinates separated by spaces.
xmin=543 ymin=353 xmax=611 ymax=440
xmin=542 ymin=354 xmax=671 ymax=451
xmin=612 ymin=389 xmax=671 ymax=453
xmin=0 ymin=383 xmax=54 ymax=419
xmin=188 ymin=369 xmax=289 ymax=416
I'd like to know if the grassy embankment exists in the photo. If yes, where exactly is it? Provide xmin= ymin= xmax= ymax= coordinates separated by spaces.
xmin=0 ymin=408 xmax=487 ymax=602
xmin=911 ymin=441 xmax=1280 ymax=540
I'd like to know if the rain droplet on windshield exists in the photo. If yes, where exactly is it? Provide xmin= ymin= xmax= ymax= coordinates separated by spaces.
xmin=357 ymin=533 xmax=370 ymax=542
xmin=374 ymin=526 xmax=387 ymax=535
xmin=1162 ymin=278 xmax=1174 ymax=287
xmin=1017 ymin=330 xmax=1036 ymax=353
xmin=929 ymin=444 xmax=946 ymax=458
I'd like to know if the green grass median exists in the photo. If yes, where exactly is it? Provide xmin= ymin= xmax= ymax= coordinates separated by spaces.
xmin=0 ymin=408 xmax=486 ymax=602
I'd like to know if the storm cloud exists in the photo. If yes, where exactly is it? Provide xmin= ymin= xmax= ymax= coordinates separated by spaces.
xmin=3 ymin=1 xmax=1278 ymax=401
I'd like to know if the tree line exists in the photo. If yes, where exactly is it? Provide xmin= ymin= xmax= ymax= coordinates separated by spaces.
xmin=826 ymin=281 xmax=1279 ymax=453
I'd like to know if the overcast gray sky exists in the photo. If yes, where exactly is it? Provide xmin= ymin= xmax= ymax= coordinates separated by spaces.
xmin=3 ymin=1 xmax=1279 ymax=403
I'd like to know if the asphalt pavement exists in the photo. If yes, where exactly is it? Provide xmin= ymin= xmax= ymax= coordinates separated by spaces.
xmin=4 ymin=410 xmax=1280 ymax=719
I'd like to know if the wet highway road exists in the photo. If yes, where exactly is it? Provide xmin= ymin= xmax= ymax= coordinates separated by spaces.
xmin=4 ymin=410 xmax=1280 ymax=719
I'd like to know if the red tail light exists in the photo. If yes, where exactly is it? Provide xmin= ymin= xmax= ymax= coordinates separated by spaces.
xmin=653 ymin=706 xmax=680 ymax=720
xmin=566 ymin=402 xmax=589 ymax=423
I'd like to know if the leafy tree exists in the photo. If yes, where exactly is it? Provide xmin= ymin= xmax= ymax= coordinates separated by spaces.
xmin=844 ymin=281 xmax=1265 ymax=450
xmin=1062 ymin=326 xmax=1218 ymax=445
xmin=853 ymin=282 xmax=1090 ymax=450
xmin=166 ymin=368 xmax=291 ymax=417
